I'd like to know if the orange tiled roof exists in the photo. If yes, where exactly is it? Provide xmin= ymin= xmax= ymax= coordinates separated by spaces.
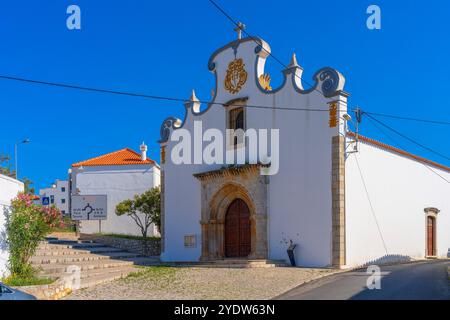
xmin=347 ymin=132 xmax=450 ymax=173
xmin=72 ymin=148 xmax=155 ymax=167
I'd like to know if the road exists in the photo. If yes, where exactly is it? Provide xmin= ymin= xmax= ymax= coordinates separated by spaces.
xmin=276 ymin=260 xmax=450 ymax=300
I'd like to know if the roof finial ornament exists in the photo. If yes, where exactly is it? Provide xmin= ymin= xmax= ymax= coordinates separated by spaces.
xmin=234 ymin=22 xmax=246 ymax=40
xmin=289 ymin=53 xmax=299 ymax=68
xmin=189 ymin=89 xmax=199 ymax=102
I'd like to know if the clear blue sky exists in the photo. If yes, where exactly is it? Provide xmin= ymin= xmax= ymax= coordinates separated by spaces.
xmin=0 ymin=0 xmax=449 ymax=192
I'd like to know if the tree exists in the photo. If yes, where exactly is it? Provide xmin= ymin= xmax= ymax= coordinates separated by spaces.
xmin=0 ymin=154 xmax=14 ymax=177
xmin=115 ymin=187 xmax=161 ymax=238
xmin=22 ymin=177 xmax=35 ymax=195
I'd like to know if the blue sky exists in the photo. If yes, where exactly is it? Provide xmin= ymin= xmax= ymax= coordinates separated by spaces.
xmin=0 ymin=0 xmax=449 ymax=192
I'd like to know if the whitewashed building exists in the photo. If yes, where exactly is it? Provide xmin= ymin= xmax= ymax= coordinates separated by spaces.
xmin=39 ymin=179 xmax=69 ymax=216
xmin=70 ymin=143 xmax=160 ymax=237
xmin=158 ymin=32 xmax=450 ymax=268
xmin=0 ymin=174 xmax=24 ymax=276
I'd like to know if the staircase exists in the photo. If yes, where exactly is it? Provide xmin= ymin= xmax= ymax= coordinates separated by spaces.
xmin=32 ymin=237 xmax=159 ymax=289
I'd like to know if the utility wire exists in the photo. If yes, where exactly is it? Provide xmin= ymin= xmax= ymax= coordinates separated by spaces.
xmin=364 ymin=111 xmax=450 ymax=126
xmin=208 ymin=0 xmax=450 ymax=128
xmin=354 ymin=154 xmax=389 ymax=255
xmin=0 ymin=74 xmax=330 ymax=113
xmin=366 ymin=113 xmax=450 ymax=162
xmin=365 ymin=116 xmax=450 ymax=184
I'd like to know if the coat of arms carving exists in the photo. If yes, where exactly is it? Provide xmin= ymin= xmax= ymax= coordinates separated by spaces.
xmin=224 ymin=58 xmax=247 ymax=94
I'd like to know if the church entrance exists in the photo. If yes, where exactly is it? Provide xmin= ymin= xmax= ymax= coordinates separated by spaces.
xmin=427 ymin=216 xmax=436 ymax=256
xmin=225 ymin=198 xmax=251 ymax=258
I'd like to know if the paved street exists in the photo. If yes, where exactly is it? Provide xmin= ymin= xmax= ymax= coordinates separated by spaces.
xmin=277 ymin=260 xmax=450 ymax=300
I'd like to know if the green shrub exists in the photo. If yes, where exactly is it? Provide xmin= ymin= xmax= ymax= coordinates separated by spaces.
xmin=5 ymin=193 xmax=63 ymax=278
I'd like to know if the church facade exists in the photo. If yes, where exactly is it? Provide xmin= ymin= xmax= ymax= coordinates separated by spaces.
xmin=158 ymin=32 xmax=450 ymax=268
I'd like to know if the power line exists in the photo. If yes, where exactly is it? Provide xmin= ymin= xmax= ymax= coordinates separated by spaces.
xmin=364 ymin=111 xmax=450 ymax=126
xmin=366 ymin=113 xmax=450 ymax=162
xmin=207 ymin=0 xmax=450 ymax=128
xmin=354 ymin=154 xmax=389 ymax=255
xmin=365 ymin=116 xmax=450 ymax=184
xmin=0 ymin=74 xmax=330 ymax=113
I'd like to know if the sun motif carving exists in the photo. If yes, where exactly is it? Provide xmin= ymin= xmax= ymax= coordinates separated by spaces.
xmin=224 ymin=58 xmax=247 ymax=94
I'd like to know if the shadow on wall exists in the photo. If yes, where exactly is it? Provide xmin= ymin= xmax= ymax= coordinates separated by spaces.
xmin=359 ymin=254 xmax=412 ymax=268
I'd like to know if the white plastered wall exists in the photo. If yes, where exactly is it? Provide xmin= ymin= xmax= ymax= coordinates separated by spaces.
xmin=345 ymin=140 xmax=450 ymax=267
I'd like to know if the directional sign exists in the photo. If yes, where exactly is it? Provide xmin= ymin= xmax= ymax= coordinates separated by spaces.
xmin=42 ymin=197 xmax=50 ymax=206
xmin=71 ymin=195 xmax=107 ymax=220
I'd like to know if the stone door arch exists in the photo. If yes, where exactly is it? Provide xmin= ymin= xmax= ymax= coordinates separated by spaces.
xmin=194 ymin=164 xmax=268 ymax=261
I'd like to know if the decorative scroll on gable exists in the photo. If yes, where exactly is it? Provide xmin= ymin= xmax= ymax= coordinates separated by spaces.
xmin=158 ymin=33 xmax=346 ymax=144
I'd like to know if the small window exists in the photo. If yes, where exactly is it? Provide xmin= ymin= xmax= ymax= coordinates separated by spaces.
xmin=61 ymin=210 xmax=66 ymax=215
xmin=184 ymin=235 xmax=196 ymax=248
xmin=61 ymin=198 xmax=66 ymax=204
xmin=228 ymin=107 xmax=245 ymax=147
xmin=61 ymin=187 xmax=66 ymax=192
xmin=50 ymin=195 xmax=54 ymax=204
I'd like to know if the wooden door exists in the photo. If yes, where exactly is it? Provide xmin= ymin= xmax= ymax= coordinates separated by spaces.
xmin=225 ymin=199 xmax=251 ymax=258
xmin=427 ymin=216 xmax=435 ymax=256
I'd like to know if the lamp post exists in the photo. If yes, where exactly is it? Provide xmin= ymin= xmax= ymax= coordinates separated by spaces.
xmin=14 ymin=138 xmax=30 ymax=180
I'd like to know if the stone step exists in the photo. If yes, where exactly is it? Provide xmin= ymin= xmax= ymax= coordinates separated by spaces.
xmin=78 ymin=268 xmax=138 ymax=289
xmin=38 ymin=242 xmax=106 ymax=250
xmin=36 ymin=259 xmax=136 ymax=275
xmin=40 ymin=265 xmax=138 ymax=280
xmin=31 ymin=251 xmax=141 ymax=265
xmin=170 ymin=259 xmax=288 ymax=268
xmin=34 ymin=246 xmax=124 ymax=256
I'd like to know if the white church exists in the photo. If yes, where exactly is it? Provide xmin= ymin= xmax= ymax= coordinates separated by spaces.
xmin=157 ymin=28 xmax=450 ymax=268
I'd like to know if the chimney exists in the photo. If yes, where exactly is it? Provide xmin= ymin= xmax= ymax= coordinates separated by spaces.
xmin=140 ymin=142 xmax=148 ymax=161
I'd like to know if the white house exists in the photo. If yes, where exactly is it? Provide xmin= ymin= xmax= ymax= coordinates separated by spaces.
xmin=157 ymin=31 xmax=450 ymax=268
xmin=70 ymin=143 xmax=160 ymax=237
xmin=39 ymin=179 xmax=69 ymax=216
xmin=0 ymin=174 xmax=24 ymax=276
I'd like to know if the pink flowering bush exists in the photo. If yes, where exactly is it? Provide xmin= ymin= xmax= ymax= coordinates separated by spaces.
xmin=6 ymin=193 xmax=64 ymax=277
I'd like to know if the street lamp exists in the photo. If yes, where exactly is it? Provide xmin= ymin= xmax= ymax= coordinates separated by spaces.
xmin=14 ymin=138 xmax=30 ymax=180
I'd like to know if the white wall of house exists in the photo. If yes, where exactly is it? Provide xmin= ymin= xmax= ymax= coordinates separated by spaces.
xmin=161 ymin=38 xmax=347 ymax=266
xmin=71 ymin=164 xmax=160 ymax=237
xmin=0 ymin=174 xmax=24 ymax=277
xmin=345 ymin=140 xmax=450 ymax=267
xmin=39 ymin=179 xmax=69 ymax=216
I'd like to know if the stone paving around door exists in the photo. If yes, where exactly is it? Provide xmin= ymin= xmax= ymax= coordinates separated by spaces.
xmin=65 ymin=266 xmax=338 ymax=300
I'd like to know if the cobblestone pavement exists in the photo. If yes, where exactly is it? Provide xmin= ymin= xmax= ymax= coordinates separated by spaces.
xmin=65 ymin=266 xmax=337 ymax=300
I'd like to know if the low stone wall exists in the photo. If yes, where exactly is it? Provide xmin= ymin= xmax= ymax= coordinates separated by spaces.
xmin=80 ymin=234 xmax=161 ymax=257
xmin=15 ymin=279 xmax=72 ymax=300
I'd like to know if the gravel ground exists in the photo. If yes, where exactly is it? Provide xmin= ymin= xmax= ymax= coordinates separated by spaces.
xmin=65 ymin=266 xmax=337 ymax=300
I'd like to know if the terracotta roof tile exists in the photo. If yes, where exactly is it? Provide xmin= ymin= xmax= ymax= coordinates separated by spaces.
xmin=347 ymin=132 xmax=450 ymax=173
xmin=72 ymin=148 xmax=154 ymax=167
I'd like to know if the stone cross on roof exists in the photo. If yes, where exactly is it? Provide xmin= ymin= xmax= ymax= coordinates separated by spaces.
xmin=234 ymin=22 xmax=246 ymax=40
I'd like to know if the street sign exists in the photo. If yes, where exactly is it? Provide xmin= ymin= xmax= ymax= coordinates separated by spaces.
xmin=71 ymin=195 xmax=107 ymax=220
xmin=42 ymin=197 xmax=50 ymax=206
